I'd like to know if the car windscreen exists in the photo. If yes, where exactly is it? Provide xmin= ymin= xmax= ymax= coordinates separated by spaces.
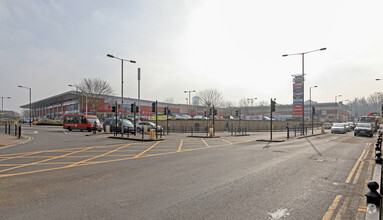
xmin=333 ymin=124 xmax=344 ymax=127
xmin=357 ymin=123 xmax=371 ymax=128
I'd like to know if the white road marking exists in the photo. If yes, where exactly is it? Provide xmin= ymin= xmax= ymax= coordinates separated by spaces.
xmin=268 ymin=208 xmax=290 ymax=219
xmin=34 ymin=131 xmax=38 ymax=134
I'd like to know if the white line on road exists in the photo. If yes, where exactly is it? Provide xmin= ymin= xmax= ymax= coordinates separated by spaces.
xmin=268 ymin=208 xmax=290 ymax=219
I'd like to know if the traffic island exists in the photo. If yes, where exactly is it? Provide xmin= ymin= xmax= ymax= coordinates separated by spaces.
xmin=256 ymin=139 xmax=285 ymax=143
xmin=108 ymin=136 xmax=164 ymax=142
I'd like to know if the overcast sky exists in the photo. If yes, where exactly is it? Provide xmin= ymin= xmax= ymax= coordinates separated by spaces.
xmin=1 ymin=0 xmax=383 ymax=112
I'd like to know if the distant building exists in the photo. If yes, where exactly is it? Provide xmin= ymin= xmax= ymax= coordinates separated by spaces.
xmin=192 ymin=96 xmax=199 ymax=106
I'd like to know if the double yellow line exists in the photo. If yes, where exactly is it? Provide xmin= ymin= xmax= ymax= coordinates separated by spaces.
xmin=322 ymin=144 xmax=372 ymax=219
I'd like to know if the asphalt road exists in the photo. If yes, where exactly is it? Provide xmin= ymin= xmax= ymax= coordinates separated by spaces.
xmin=0 ymin=126 xmax=375 ymax=219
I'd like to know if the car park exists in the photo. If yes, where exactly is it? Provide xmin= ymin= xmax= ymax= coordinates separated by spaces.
xmin=331 ymin=123 xmax=346 ymax=134
xmin=354 ymin=123 xmax=373 ymax=137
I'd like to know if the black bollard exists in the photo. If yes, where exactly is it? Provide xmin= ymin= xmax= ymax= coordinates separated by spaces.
xmin=376 ymin=152 xmax=382 ymax=164
xmin=18 ymin=126 xmax=21 ymax=139
xmin=365 ymin=181 xmax=382 ymax=207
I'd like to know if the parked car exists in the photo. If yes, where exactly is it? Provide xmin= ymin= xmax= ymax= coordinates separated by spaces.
xmin=354 ymin=123 xmax=373 ymax=137
xmin=136 ymin=121 xmax=163 ymax=132
xmin=104 ymin=118 xmax=135 ymax=134
xmin=193 ymin=115 xmax=207 ymax=120
xmin=344 ymin=123 xmax=352 ymax=132
xmin=331 ymin=123 xmax=346 ymax=134
xmin=347 ymin=122 xmax=356 ymax=130
xmin=323 ymin=123 xmax=333 ymax=129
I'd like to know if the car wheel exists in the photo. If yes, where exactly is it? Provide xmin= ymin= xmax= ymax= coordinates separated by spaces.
xmin=87 ymin=127 xmax=91 ymax=132
xmin=137 ymin=127 xmax=142 ymax=132
xmin=354 ymin=133 xmax=356 ymax=136
xmin=68 ymin=127 xmax=72 ymax=131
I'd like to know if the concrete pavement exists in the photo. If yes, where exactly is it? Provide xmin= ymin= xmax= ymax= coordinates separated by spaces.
xmin=0 ymin=133 xmax=25 ymax=147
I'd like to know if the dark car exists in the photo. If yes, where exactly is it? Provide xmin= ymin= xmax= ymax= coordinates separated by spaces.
xmin=354 ymin=123 xmax=373 ymax=137
xmin=104 ymin=118 xmax=135 ymax=134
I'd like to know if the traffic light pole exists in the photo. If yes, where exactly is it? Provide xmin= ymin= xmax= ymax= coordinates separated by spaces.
xmin=166 ymin=106 xmax=169 ymax=135
xmin=155 ymin=100 xmax=158 ymax=139
xmin=212 ymin=105 xmax=215 ymax=136
xmin=270 ymin=98 xmax=273 ymax=141
xmin=115 ymin=101 xmax=118 ymax=137
xmin=133 ymin=102 xmax=137 ymax=136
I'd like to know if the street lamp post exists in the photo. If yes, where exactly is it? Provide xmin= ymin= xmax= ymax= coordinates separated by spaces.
xmin=343 ymin=99 xmax=350 ymax=121
xmin=184 ymin=90 xmax=196 ymax=113
xmin=18 ymin=85 xmax=32 ymax=126
xmin=283 ymin=47 xmax=326 ymax=135
xmin=309 ymin=85 xmax=317 ymax=134
xmin=107 ymin=54 xmax=136 ymax=120
xmin=247 ymin=98 xmax=257 ymax=115
xmin=1 ymin=96 xmax=11 ymax=111
xmin=335 ymin=95 xmax=342 ymax=122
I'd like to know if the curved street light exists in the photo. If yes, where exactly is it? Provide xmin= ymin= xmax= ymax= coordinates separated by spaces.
xmin=283 ymin=47 xmax=326 ymax=135
xmin=107 ymin=54 xmax=136 ymax=120
xmin=335 ymin=94 xmax=342 ymax=122
xmin=18 ymin=85 xmax=32 ymax=126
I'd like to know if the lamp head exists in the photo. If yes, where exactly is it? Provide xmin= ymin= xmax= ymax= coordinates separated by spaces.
xmin=107 ymin=54 xmax=114 ymax=58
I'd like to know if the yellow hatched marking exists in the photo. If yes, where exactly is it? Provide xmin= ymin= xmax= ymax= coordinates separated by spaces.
xmin=221 ymin=139 xmax=232 ymax=144
xmin=345 ymin=149 xmax=366 ymax=184
xmin=177 ymin=140 xmax=183 ymax=152
xmin=68 ymin=145 xmax=130 ymax=167
xmin=0 ymin=147 xmax=93 ymax=173
xmin=322 ymin=195 xmax=343 ymax=220
xmin=133 ymin=142 xmax=160 ymax=158
xmin=201 ymin=138 xmax=210 ymax=147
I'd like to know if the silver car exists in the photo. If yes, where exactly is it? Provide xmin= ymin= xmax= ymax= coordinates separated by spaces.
xmin=136 ymin=121 xmax=163 ymax=132
xmin=331 ymin=123 xmax=346 ymax=134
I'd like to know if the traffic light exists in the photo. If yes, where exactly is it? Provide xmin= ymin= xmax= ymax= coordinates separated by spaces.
xmin=152 ymin=102 xmax=156 ymax=112
xmin=130 ymin=104 xmax=134 ymax=112
xmin=136 ymin=106 xmax=139 ymax=113
xmin=271 ymin=100 xmax=276 ymax=112
xmin=209 ymin=109 xmax=212 ymax=116
xmin=112 ymin=105 xmax=116 ymax=112
xmin=164 ymin=107 xmax=168 ymax=114
xmin=167 ymin=109 xmax=171 ymax=114
xmin=214 ymin=109 xmax=217 ymax=116
xmin=204 ymin=111 xmax=207 ymax=117
xmin=312 ymin=106 xmax=316 ymax=115
xmin=235 ymin=110 xmax=239 ymax=116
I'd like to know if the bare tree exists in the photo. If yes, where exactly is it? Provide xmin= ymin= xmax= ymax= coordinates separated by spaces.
xmin=367 ymin=92 xmax=382 ymax=112
xmin=198 ymin=89 xmax=224 ymax=108
xmin=223 ymin=101 xmax=236 ymax=116
xmin=238 ymin=98 xmax=251 ymax=115
xmin=78 ymin=78 xmax=115 ymax=115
